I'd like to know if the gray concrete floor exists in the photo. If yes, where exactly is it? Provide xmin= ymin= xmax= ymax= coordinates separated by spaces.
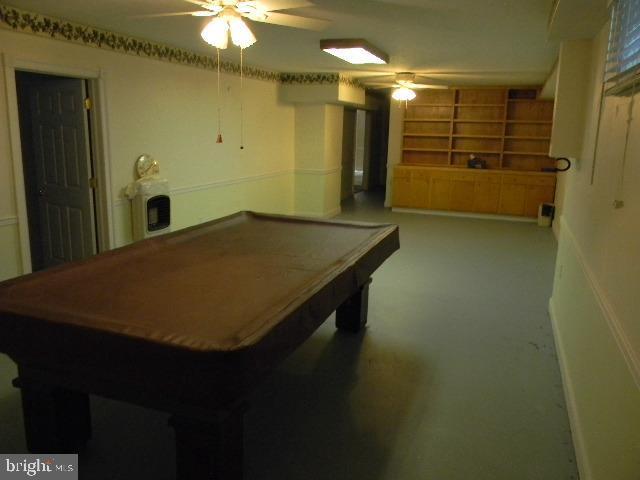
xmin=0 ymin=190 xmax=578 ymax=479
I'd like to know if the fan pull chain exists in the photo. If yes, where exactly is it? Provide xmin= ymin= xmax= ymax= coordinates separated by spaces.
xmin=240 ymin=47 xmax=244 ymax=150
xmin=216 ymin=48 xmax=223 ymax=144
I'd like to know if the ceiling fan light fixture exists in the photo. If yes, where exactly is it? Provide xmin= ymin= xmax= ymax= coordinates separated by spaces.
xmin=201 ymin=16 xmax=229 ymax=49
xmin=229 ymin=16 xmax=257 ymax=48
xmin=392 ymin=87 xmax=416 ymax=101
xmin=320 ymin=39 xmax=388 ymax=64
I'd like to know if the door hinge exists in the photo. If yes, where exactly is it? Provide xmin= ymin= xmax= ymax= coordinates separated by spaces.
xmin=89 ymin=177 xmax=98 ymax=189
xmin=84 ymin=97 xmax=92 ymax=110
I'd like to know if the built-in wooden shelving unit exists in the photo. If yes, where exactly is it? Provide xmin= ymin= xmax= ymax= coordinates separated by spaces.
xmin=394 ymin=87 xmax=557 ymax=218
xmin=401 ymin=87 xmax=555 ymax=171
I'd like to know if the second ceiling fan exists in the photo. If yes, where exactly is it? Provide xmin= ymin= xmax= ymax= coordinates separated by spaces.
xmin=362 ymin=72 xmax=449 ymax=101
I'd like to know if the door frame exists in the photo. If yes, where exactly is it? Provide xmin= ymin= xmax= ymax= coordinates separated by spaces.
xmin=3 ymin=54 xmax=115 ymax=274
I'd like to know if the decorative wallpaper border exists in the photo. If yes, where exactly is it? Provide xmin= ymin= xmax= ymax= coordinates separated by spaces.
xmin=280 ymin=72 xmax=362 ymax=88
xmin=0 ymin=3 xmax=363 ymax=89
xmin=0 ymin=3 xmax=280 ymax=81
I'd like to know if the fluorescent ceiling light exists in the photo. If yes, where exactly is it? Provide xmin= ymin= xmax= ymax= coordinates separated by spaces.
xmin=320 ymin=39 xmax=389 ymax=64
xmin=392 ymin=87 xmax=416 ymax=101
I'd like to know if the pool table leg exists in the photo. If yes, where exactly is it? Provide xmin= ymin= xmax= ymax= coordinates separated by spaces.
xmin=336 ymin=278 xmax=372 ymax=333
xmin=169 ymin=406 xmax=244 ymax=480
xmin=12 ymin=376 xmax=92 ymax=453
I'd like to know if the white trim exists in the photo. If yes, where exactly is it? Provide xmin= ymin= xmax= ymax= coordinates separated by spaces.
xmin=558 ymin=215 xmax=640 ymax=389
xmin=548 ymin=297 xmax=593 ymax=480
xmin=112 ymin=169 xmax=295 ymax=206
xmin=0 ymin=217 xmax=18 ymax=227
xmin=3 ymin=53 xmax=31 ymax=274
xmin=3 ymin=55 xmax=116 ymax=269
xmin=89 ymin=70 xmax=116 ymax=251
xmin=294 ymin=167 xmax=342 ymax=175
xmin=391 ymin=208 xmax=538 ymax=223
xmin=10 ymin=58 xmax=101 ymax=80
xmin=171 ymin=169 xmax=292 ymax=196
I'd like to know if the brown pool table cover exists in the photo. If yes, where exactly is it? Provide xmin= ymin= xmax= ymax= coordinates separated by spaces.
xmin=0 ymin=212 xmax=398 ymax=359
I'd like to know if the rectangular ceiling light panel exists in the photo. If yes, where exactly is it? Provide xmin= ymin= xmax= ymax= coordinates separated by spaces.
xmin=320 ymin=39 xmax=389 ymax=64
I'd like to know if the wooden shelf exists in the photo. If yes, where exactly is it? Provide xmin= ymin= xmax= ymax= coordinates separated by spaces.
xmin=403 ymin=148 xmax=450 ymax=152
xmin=404 ymin=118 xmax=452 ymax=122
xmin=507 ymin=99 xmax=553 ymax=103
xmin=452 ymin=149 xmax=501 ymax=154
xmin=453 ymin=119 xmax=504 ymax=123
xmin=506 ymin=120 xmax=552 ymax=124
xmin=452 ymin=134 xmax=503 ymax=138
xmin=505 ymin=135 xmax=550 ymax=140
xmin=403 ymin=133 xmax=449 ymax=137
xmin=401 ymin=87 xmax=555 ymax=174
xmin=503 ymin=151 xmax=550 ymax=156
xmin=455 ymin=103 xmax=505 ymax=107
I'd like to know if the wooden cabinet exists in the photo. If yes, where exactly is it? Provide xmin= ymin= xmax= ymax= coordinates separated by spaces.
xmin=392 ymin=169 xmax=412 ymax=207
xmin=474 ymin=179 xmax=501 ymax=214
xmin=393 ymin=165 xmax=556 ymax=218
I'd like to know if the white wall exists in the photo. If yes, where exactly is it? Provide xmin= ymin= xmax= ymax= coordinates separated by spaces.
xmin=293 ymin=104 xmax=343 ymax=217
xmin=549 ymin=21 xmax=640 ymax=480
xmin=384 ymin=100 xmax=403 ymax=207
xmin=0 ymin=28 xmax=296 ymax=279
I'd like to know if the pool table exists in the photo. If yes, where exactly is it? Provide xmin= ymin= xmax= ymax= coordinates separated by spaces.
xmin=0 ymin=211 xmax=399 ymax=479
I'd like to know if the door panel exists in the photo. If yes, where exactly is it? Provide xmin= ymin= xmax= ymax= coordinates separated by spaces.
xmin=430 ymin=178 xmax=452 ymax=210
xmin=17 ymin=72 xmax=96 ymax=270
xmin=450 ymin=180 xmax=475 ymax=212
xmin=410 ymin=179 xmax=430 ymax=209
xmin=499 ymin=184 xmax=526 ymax=215
xmin=474 ymin=182 xmax=501 ymax=213
xmin=392 ymin=176 xmax=412 ymax=207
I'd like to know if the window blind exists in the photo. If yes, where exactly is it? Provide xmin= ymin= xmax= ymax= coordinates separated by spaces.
xmin=605 ymin=0 xmax=640 ymax=93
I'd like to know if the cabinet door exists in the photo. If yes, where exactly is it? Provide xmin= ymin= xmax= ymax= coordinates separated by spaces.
xmin=393 ymin=176 xmax=413 ymax=207
xmin=430 ymin=178 xmax=452 ymax=210
xmin=474 ymin=182 xmax=501 ymax=213
xmin=524 ymin=185 xmax=555 ymax=217
xmin=410 ymin=171 xmax=430 ymax=209
xmin=499 ymin=184 xmax=527 ymax=215
xmin=450 ymin=180 xmax=475 ymax=212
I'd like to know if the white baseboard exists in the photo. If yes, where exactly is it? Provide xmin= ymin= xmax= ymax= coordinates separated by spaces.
xmin=548 ymin=297 xmax=593 ymax=480
xmin=391 ymin=208 xmax=537 ymax=223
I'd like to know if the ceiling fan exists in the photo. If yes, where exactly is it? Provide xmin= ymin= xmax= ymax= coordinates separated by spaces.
xmin=359 ymin=72 xmax=449 ymax=101
xmin=139 ymin=0 xmax=329 ymax=35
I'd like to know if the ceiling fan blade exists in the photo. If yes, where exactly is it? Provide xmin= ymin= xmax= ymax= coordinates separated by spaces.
xmin=258 ymin=11 xmax=329 ymax=31
xmin=132 ymin=10 xmax=213 ymax=18
xmin=362 ymin=82 xmax=396 ymax=88
xmin=412 ymin=84 xmax=449 ymax=89
xmin=183 ymin=0 xmax=219 ymax=11
xmin=256 ymin=0 xmax=313 ymax=12
xmin=360 ymin=75 xmax=398 ymax=84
